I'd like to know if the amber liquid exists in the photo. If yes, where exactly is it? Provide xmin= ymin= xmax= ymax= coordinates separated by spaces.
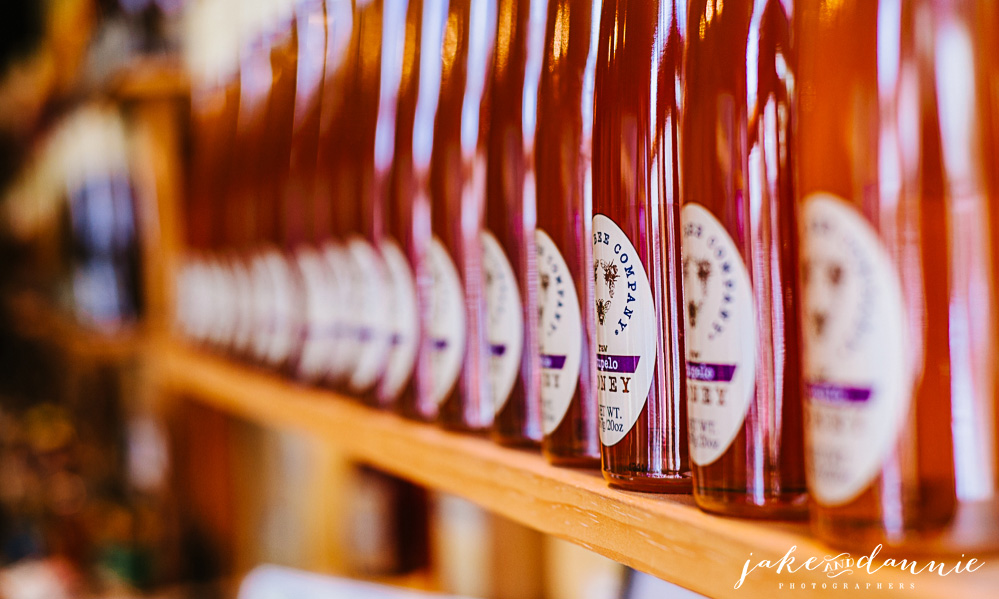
xmin=534 ymin=0 xmax=601 ymax=466
xmin=387 ymin=0 xmax=438 ymax=419
xmin=592 ymin=0 xmax=689 ymax=491
xmin=430 ymin=0 xmax=494 ymax=431
xmin=797 ymin=0 xmax=999 ymax=552
xmin=486 ymin=0 xmax=543 ymax=446
xmin=681 ymin=0 xmax=806 ymax=518
xmin=186 ymin=57 xmax=240 ymax=258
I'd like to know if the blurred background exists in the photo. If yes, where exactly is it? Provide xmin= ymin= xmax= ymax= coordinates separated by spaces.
xmin=0 ymin=2 xmax=703 ymax=598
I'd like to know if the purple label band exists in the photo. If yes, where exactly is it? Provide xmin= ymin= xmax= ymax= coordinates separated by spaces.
xmin=597 ymin=354 xmax=640 ymax=374
xmin=298 ymin=325 xmax=339 ymax=340
xmin=431 ymin=339 xmax=449 ymax=350
xmin=686 ymin=361 xmax=737 ymax=383
xmin=490 ymin=344 xmax=507 ymax=357
xmin=808 ymin=382 xmax=873 ymax=403
xmin=540 ymin=354 xmax=567 ymax=370
xmin=390 ymin=333 xmax=404 ymax=346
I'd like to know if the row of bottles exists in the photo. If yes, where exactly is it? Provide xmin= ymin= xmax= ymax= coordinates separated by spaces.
xmin=175 ymin=0 xmax=999 ymax=554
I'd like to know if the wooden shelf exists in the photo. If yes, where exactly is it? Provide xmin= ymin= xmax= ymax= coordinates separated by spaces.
xmin=5 ymin=291 xmax=147 ymax=361
xmin=154 ymin=340 xmax=999 ymax=599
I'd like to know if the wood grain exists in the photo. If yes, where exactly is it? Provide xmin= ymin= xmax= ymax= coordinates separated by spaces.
xmin=155 ymin=341 xmax=999 ymax=599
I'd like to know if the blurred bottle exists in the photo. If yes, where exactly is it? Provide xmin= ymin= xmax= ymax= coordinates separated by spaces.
xmin=314 ymin=0 xmax=359 ymax=388
xmin=428 ymin=0 xmax=497 ymax=430
xmin=534 ymin=0 xmax=602 ymax=466
xmin=285 ymin=0 xmax=335 ymax=383
xmin=374 ymin=0 xmax=420 ymax=408
xmin=225 ymin=0 xmax=278 ymax=360
xmin=249 ymin=0 xmax=301 ymax=372
xmin=384 ymin=0 xmax=445 ymax=419
xmin=335 ymin=0 xmax=394 ymax=401
xmin=591 ymin=0 xmax=689 ymax=491
xmin=483 ymin=0 xmax=545 ymax=446
xmin=179 ymin=0 xmax=242 ymax=348
xmin=64 ymin=108 xmax=144 ymax=331
xmin=681 ymin=0 xmax=806 ymax=518
xmin=343 ymin=467 xmax=430 ymax=576
xmin=797 ymin=0 xmax=999 ymax=552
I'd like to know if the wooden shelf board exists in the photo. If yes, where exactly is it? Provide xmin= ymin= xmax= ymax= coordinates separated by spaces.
xmin=155 ymin=341 xmax=999 ymax=599
xmin=5 ymin=291 xmax=147 ymax=361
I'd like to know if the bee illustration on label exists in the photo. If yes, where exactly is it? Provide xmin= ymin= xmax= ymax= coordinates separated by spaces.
xmin=801 ymin=257 xmax=844 ymax=341
xmin=682 ymin=254 xmax=712 ymax=330
xmin=596 ymin=298 xmax=610 ymax=325
xmin=593 ymin=258 xmax=620 ymax=327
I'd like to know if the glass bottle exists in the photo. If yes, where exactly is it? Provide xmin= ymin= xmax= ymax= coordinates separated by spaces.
xmin=181 ymin=0 xmax=241 ymax=347
xmin=797 ymin=0 xmax=999 ymax=552
xmin=341 ymin=0 xmax=394 ymax=401
xmin=681 ymin=0 xmax=806 ymax=518
xmin=227 ymin=0 xmax=277 ymax=361
xmin=252 ymin=0 xmax=301 ymax=372
xmin=484 ymin=0 xmax=546 ymax=446
xmin=428 ymin=0 xmax=497 ymax=430
xmin=285 ymin=0 xmax=334 ymax=383
xmin=534 ymin=0 xmax=602 ymax=466
xmin=592 ymin=0 xmax=689 ymax=491
xmin=374 ymin=0 xmax=419 ymax=408
xmin=315 ymin=0 xmax=358 ymax=389
xmin=386 ymin=0 xmax=445 ymax=419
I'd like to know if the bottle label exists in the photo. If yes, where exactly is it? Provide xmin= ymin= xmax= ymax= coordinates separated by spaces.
xmin=265 ymin=248 xmax=301 ymax=367
xmin=483 ymin=230 xmax=524 ymax=414
xmin=214 ymin=259 xmax=239 ymax=348
xmin=249 ymin=251 xmax=278 ymax=362
xmin=231 ymin=256 xmax=255 ymax=355
xmin=428 ymin=237 xmax=466 ymax=406
xmin=801 ymin=193 xmax=909 ymax=506
xmin=196 ymin=257 xmax=219 ymax=343
xmin=380 ymin=238 xmax=420 ymax=401
xmin=295 ymin=246 xmax=338 ymax=381
xmin=345 ymin=237 xmax=392 ymax=392
xmin=681 ymin=204 xmax=757 ymax=466
xmin=175 ymin=258 xmax=195 ymax=339
xmin=321 ymin=242 xmax=354 ymax=382
xmin=592 ymin=215 xmax=657 ymax=446
xmin=181 ymin=257 xmax=211 ymax=342
xmin=536 ymin=228 xmax=582 ymax=435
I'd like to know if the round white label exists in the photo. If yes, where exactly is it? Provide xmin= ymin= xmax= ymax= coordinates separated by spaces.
xmin=214 ymin=259 xmax=240 ymax=349
xmin=379 ymin=238 xmax=420 ymax=401
xmin=249 ymin=251 xmax=276 ymax=362
xmin=681 ymin=204 xmax=757 ymax=466
xmin=177 ymin=257 xmax=202 ymax=341
xmin=801 ymin=193 xmax=909 ymax=506
xmin=263 ymin=248 xmax=302 ymax=367
xmin=536 ymin=229 xmax=582 ymax=435
xmin=295 ymin=246 xmax=338 ymax=382
xmin=231 ymin=256 xmax=255 ymax=356
xmin=427 ymin=236 xmax=466 ymax=406
xmin=345 ymin=237 xmax=392 ymax=393
xmin=592 ymin=214 xmax=657 ymax=446
xmin=321 ymin=242 xmax=356 ymax=382
xmin=203 ymin=258 xmax=227 ymax=346
xmin=482 ymin=230 xmax=524 ymax=414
